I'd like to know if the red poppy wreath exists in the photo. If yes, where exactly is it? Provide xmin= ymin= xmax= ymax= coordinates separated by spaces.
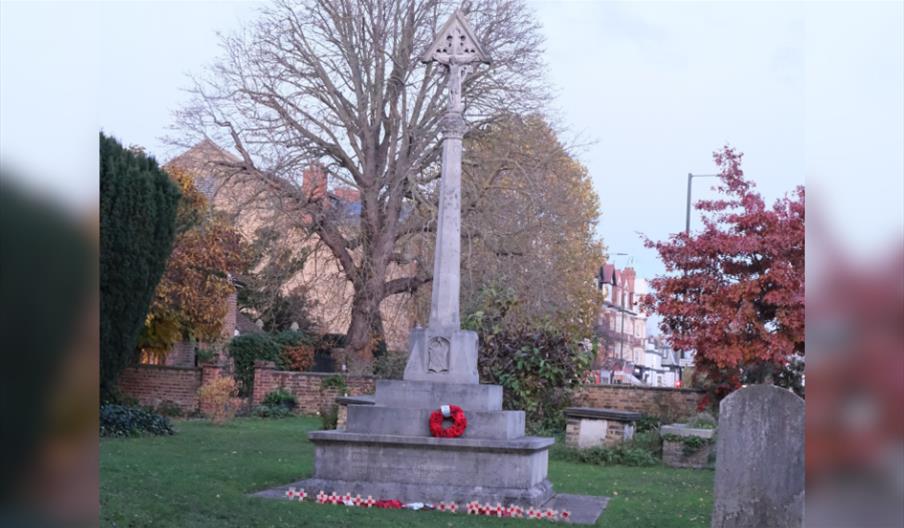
xmin=429 ymin=404 xmax=467 ymax=438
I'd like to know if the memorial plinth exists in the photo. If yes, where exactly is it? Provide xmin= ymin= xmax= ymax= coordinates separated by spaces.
xmin=301 ymin=379 xmax=554 ymax=506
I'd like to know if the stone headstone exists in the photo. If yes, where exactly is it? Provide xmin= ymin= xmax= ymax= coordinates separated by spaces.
xmin=711 ymin=384 xmax=804 ymax=528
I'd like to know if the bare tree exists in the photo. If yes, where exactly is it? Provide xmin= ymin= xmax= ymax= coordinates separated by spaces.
xmin=177 ymin=0 xmax=545 ymax=359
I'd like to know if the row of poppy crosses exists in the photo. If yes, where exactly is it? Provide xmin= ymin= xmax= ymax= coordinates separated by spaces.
xmin=284 ymin=488 xmax=572 ymax=521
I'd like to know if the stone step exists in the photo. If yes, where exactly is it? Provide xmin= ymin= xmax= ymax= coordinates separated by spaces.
xmin=309 ymin=430 xmax=554 ymax=452
xmin=346 ymin=404 xmax=525 ymax=440
xmin=374 ymin=379 xmax=502 ymax=411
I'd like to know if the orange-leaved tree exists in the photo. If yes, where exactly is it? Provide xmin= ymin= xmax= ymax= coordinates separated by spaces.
xmin=139 ymin=167 xmax=247 ymax=361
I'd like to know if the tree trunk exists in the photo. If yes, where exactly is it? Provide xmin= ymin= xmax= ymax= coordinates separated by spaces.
xmin=344 ymin=265 xmax=387 ymax=370
xmin=346 ymin=300 xmax=376 ymax=358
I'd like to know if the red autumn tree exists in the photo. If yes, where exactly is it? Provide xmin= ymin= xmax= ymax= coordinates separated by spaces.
xmin=644 ymin=146 xmax=805 ymax=408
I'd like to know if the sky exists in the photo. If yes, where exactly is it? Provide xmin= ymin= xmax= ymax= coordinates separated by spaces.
xmin=2 ymin=1 xmax=902 ymax=281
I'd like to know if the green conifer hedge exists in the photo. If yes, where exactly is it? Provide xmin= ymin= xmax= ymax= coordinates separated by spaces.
xmin=100 ymin=133 xmax=180 ymax=400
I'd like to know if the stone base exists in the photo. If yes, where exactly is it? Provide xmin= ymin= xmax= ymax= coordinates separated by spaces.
xmin=307 ymin=430 xmax=553 ymax=506
xmin=261 ymin=378 xmax=576 ymax=514
xmin=293 ymin=379 xmax=557 ymax=507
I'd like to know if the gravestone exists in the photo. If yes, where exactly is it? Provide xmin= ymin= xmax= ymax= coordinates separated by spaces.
xmin=711 ymin=384 xmax=804 ymax=528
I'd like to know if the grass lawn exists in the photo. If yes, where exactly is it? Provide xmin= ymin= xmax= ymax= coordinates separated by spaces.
xmin=101 ymin=417 xmax=712 ymax=527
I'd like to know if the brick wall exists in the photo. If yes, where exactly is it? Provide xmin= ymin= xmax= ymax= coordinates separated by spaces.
xmin=252 ymin=364 xmax=375 ymax=413
xmin=118 ymin=365 xmax=203 ymax=412
xmin=575 ymin=384 xmax=704 ymax=422
xmin=164 ymin=341 xmax=196 ymax=368
xmin=119 ymin=362 xmax=377 ymax=416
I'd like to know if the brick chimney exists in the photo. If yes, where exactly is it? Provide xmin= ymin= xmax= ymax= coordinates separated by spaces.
xmin=622 ymin=267 xmax=636 ymax=292
xmin=623 ymin=267 xmax=637 ymax=306
xmin=302 ymin=165 xmax=327 ymax=201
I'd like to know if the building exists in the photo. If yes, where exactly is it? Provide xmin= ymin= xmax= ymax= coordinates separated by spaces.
xmin=638 ymin=336 xmax=680 ymax=388
xmin=594 ymin=263 xmax=647 ymax=368
xmin=158 ymin=140 xmax=417 ymax=359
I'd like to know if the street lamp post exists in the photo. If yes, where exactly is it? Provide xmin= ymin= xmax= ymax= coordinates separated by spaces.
xmin=685 ymin=173 xmax=719 ymax=234
xmin=611 ymin=253 xmax=630 ymax=361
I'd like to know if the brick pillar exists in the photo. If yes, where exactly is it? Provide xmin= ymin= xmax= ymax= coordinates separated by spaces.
xmin=201 ymin=364 xmax=224 ymax=386
xmin=251 ymin=360 xmax=278 ymax=406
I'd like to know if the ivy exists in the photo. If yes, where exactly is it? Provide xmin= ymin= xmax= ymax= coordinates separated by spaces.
xmin=321 ymin=374 xmax=348 ymax=393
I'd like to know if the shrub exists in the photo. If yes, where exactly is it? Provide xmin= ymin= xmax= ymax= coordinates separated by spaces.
xmin=100 ymin=404 xmax=174 ymax=437
xmin=253 ymin=405 xmax=294 ymax=419
xmin=282 ymin=344 xmax=315 ymax=372
xmin=373 ymin=349 xmax=407 ymax=380
xmin=688 ymin=412 xmax=717 ymax=429
xmin=118 ymin=394 xmax=140 ymax=408
xmin=631 ymin=430 xmax=663 ymax=457
xmin=321 ymin=374 xmax=348 ymax=393
xmin=194 ymin=347 xmax=216 ymax=365
xmin=227 ymin=334 xmax=284 ymax=396
xmin=463 ymin=286 xmax=594 ymax=433
xmin=475 ymin=328 xmax=593 ymax=433
xmin=155 ymin=400 xmax=184 ymax=418
xmin=227 ymin=331 xmax=316 ymax=395
xmin=663 ymin=433 xmax=715 ymax=456
xmin=635 ymin=415 xmax=662 ymax=434
xmin=271 ymin=330 xmax=312 ymax=348
xmin=198 ymin=376 xmax=240 ymax=424
xmin=262 ymin=388 xmax=297 ymax=410
xmin=552 ymin=441 xmax=658 ymax=467
xmin=615 ymin=445 xmax=660 ymax=466
xmin=319 ymin=403 xmax=339 ymax=430
xmin=253 ymin=388 xmax=299 ymax=419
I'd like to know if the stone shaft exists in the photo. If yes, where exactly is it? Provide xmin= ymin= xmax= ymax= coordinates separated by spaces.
xmin=428 ymin=111 xmax=466 ymax=329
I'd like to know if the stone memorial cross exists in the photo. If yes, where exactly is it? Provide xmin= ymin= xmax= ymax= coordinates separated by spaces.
xmin=403 ymin=11 xmax=490 ymax=384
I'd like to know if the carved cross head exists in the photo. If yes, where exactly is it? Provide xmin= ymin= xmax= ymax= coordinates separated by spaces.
xmin=420 ymin=10 xmax=491 ymax=65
